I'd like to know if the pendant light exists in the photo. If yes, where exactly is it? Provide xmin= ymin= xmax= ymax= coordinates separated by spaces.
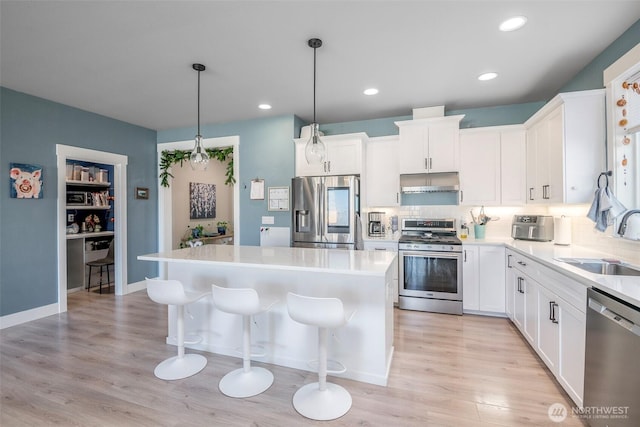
xmin=304 ymin=38 xmax=326 ymax=165
xmin=190 ymin=63 xmax=210 ymax=170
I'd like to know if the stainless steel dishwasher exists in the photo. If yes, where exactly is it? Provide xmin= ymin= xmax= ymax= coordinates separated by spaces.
xmin=584 ymin=287 xmax=639 ymax=426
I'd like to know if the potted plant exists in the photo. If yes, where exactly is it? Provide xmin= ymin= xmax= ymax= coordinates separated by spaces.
xmin=217 ymin=221 xmax=228 ymax=235
xmin=192 ymin=224 xmax=204 ymax=239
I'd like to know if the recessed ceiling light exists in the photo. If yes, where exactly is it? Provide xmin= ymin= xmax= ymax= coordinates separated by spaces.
xmin=499 ymin=16 xmax=527 ymax=32
xmin=363 ymin=88 xmax=379 ymax=96
xmin=258 ymin=104 xmax=272 ymax=110
xmin=478 ymin=72 xmax=498 ymax=81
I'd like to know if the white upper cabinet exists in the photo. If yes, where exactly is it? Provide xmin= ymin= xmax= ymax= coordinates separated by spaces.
xmin=459 ymin=126 xmax=525 ymax=206
xmin=294 ymin=133 xmax=366 ymax=177
xmin=395 ymin=115 xmax=464 ymax=174
xmin=500 ymin=128 xmax=527 ymax=205
xmin=365 ymin=135 xmax=400 ymax=207
xmin=460 ymin=129 xmax=501 ymax=205
xmin=525 ymin=89 xmax=605 ymax=204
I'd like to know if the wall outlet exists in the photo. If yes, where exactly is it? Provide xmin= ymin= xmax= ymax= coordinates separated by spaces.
xmin=67 ymin=213 xmax=74 ymax=222
xmin=261 ymin=216 xmax=275 ymax=225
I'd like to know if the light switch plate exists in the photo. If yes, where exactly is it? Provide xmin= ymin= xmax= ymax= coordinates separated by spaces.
xmin=261 ymin=216 xmax=275 ymax=225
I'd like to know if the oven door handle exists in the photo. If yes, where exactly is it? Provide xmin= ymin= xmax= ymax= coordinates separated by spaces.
xmin=399 ymin=250 xmax=462 ymax=259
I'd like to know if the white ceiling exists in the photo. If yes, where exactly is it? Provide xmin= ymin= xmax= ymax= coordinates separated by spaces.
xmin=2 ymin=1 xmax=639 ymax=131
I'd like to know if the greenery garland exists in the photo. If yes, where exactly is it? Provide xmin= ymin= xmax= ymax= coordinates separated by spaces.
xmin=159 ymin=147 xmax=235 ymax=188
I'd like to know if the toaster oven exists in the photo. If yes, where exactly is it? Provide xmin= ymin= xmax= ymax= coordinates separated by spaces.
xmin=66 ymin=191 xmax=91 ymax=206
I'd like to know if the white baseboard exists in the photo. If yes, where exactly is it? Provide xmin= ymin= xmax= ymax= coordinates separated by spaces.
xmin=126 ymin=280 xmax=147 ymax=294
xmin=0 ymin=303 xmax=59 ymax=330
xmin=2 ymin=280 xmax=149 ymax=329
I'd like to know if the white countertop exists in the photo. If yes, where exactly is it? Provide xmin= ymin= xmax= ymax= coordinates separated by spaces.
xmin=138 ymin=244 xmax=397 ymax=277
xmin=474 ymin=239 xmax=640 ymax=307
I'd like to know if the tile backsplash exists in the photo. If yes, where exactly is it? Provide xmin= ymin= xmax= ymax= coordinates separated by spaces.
xmin=365 ymin=203 xmax=640 ymax=265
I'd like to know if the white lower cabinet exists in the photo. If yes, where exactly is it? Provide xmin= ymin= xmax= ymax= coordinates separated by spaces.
xmin=505 ymin=248 xmax=586 ymax=407
xmin=523 ymin=276 xmax=538 ymax=345
xmin=463 ymin=245 xmax=505 ymax=315
xmin=363 ymin=240 xmax=399 ymax=304
xmin=556 ymin=297 xmax=585 ymax=407
xmin=536 ymin=284 xmax=559 ymax=371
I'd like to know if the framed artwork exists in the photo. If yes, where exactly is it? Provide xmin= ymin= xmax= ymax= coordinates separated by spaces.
xmin=9 ymin=163 xmax=43 ymax=199
xmin=135 ymin=187 xmax=149 ymax=199
xmin=190 ymin=182 xmax=216 ymax=219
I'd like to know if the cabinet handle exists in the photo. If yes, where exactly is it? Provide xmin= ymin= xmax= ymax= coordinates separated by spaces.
xmin=460 ymin=190 xmax=464 ymax=203
xmin=529 ymin=187 xmax=534 ymax=200
xmin=327 ymin=161 xmax=331 ymax=172
xmin=429 ymin=158 xmax=433 ymax=169
xmin=517 ymin=277 xmax=525 ymax=294
xmin=517 ymin=260 xmax=527 ymax=266
xmin=464 ymin=250 xmax=467 ymax=262
xmin=396 ymin=192 xmax=399 ymax=203
xmin=552 ymin=302 xmax=559 ymax=324
xmin=424 ymin=158 xmax=428 ymax=170
xmin=543 ymin=185 xmax=550 ymax=199
xmin=507 ymin=254 xmax=513 ymax=268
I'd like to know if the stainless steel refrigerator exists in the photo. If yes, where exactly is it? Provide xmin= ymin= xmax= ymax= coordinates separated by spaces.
xmin=291 ymin=175 xmax=361 ymax=249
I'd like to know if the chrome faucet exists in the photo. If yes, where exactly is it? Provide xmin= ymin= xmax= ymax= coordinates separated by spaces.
xmin=617 ymin=209 xmax=640 ymax=238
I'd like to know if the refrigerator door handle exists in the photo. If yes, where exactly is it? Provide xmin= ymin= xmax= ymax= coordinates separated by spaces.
xmin=316 ymin=183 xmax=322 ymax=237
xmin=320 ymin=182 xmax=325 ymax=241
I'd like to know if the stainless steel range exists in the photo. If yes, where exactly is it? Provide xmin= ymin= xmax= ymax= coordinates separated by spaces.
xmin=398 ymin=218 xmax=463 ymax=315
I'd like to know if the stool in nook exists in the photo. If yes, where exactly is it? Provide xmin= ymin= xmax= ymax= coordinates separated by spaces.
xmin=211 ymin=284 xmax=276 ymax=398
xmin=146 ymin=278 xmax=211 ymax=380
xmin=86 ymin=239 xmax=114 ymax=294
xmin=286 ymin=292 xmax=354 ymax=421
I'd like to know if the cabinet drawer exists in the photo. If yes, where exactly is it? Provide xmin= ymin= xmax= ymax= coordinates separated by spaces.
xmin=536 ymin=262 xmax=587 ymax=312
xmin=507 ymin=251 xmax=535 ymax=277
xmin=363 ymin=242 xmax=398 ymax=252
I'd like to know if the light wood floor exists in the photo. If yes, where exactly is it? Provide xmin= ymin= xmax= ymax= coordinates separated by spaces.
xmin=1 ymin=290 xmax=586 ymax=426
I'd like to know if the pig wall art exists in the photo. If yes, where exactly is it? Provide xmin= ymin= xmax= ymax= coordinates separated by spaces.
xmin=10 ymin=163 xmax=43 ymax=199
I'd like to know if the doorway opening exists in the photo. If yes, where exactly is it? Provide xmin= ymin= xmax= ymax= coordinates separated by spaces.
xmin=157 ymin=136 xmax=240 ymax=278
xmin=56 ymin=145 xmax=128 ymax=313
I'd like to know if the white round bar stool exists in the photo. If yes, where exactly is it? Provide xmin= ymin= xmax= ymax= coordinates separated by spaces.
xmin=286 ymin=292 xmax=354 ymax=421
xmin=211 ymin=284 xmax=276 ymax=398
xmin=146 ymin=278 xmax=211 ymax=380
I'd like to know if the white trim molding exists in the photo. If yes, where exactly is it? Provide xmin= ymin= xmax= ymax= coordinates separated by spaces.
xmin=56 ymin=144 xmax=128 ymax=313
xmin=0 ymin=303 xmax=59 ymax=330
xmin=156 ymin=136 xmax=240 ymax=279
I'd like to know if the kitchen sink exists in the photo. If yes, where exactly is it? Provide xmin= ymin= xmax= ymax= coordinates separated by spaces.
xmin=555 ymin=258 xmax=640 ymax=277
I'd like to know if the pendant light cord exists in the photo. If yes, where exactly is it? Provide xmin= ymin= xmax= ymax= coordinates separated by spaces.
xmin=197 ymin=68 xmax=201 ymax=136
xmin=313 ymin=45 xmax=317 ymax=124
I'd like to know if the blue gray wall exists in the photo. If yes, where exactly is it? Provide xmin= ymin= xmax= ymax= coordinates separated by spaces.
xmin=560 ymin=19 xmax=640 ymax=93
xmin=0 ymin=87 xmax=158 ymax=316
xmin=157 ymin=115 xmax=299 ymax=246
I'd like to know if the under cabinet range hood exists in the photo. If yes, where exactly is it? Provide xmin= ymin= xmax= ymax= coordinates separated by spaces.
xmin=400 ymin=172 xmax=460 ymax=193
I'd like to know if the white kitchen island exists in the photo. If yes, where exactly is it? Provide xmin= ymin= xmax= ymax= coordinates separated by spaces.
xmin=138 ymin=244 xmax=397 ymax=386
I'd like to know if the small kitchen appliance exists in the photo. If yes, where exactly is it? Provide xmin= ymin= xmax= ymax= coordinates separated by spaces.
xmin=398 ymin=218 xmax=462 ymax=315
xmin=511 ymin=215 xmax=554 ymax=241
xmin=368 ymin=211 xmax=385 ymax=236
